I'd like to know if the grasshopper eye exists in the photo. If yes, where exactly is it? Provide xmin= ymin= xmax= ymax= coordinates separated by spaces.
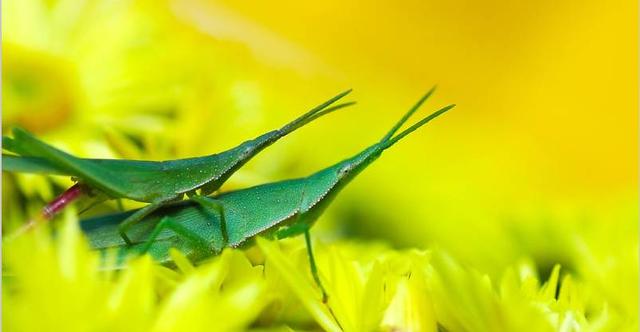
xmin=241 ymin=146 xmax=252 ymax=157
xmin=338 ymin=165 xmax=351 ymax=176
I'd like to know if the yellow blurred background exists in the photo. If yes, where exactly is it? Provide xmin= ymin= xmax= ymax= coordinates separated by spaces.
xmin=2 ymin=0 xmax=636 ymax=303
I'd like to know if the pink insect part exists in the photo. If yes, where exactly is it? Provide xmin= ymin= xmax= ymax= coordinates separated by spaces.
xmin=42 ymin=183 xmax=87 ymax=219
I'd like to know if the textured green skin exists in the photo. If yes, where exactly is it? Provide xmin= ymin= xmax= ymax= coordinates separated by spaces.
xmin=80 ymin=145 xmax=379 ymax=265
xmin=81 ymin=201 xmax=224 ymax=265
xmin=80 ymin=102 xmax=454 ymax=266
xmin=2 ymin=90 xmax=352 ymax=203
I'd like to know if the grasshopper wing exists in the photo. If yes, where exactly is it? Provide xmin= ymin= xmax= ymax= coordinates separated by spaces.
xmin=5 ymin=128 xmax=216 ymax=201
xmin=8 ymin=128 xmax=132 ymax=197
xmin=2 ymin=154 xmax=72 ymax=175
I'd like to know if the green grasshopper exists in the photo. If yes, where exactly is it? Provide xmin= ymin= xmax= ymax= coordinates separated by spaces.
xmin=79 ymin=88 xmax=454 ymax=300
xmin=2 ymin=90 xmax=353 ymax=243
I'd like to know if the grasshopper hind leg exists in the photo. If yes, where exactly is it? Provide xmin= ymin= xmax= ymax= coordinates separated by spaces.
xmin=190 ymin=195 xmax=228 ymax=247
xmin=304 ymin=229 xmax=329 ymax=303
xmin=140 ymin=216 xmax=211 ymax=255
xmin=118 ymin=201 xmax=166 ymax=245
xmin=304 ymin=229 xmax=344 ymax=330
xmin=116 ymin=199 xmax=125 ymax=212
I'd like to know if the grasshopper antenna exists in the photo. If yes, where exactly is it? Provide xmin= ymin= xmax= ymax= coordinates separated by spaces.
xmin=278 ymin=89 xmax=352 ymax=136
xmin=380 ymin=86 xmax=437 ymax=143
xmin=382 ymin=104 xmax=455 ymax=149
xmin=305 ymin=101 xmax=356 ymax=123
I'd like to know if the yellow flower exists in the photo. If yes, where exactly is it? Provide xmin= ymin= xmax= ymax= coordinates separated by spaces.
xmin=3 ymin=212 xmax=634 ymax=331
xmin=381 ymin=250 xmax=438 ymax=332
xmin=3 ymin=208 xmax=269 ymax=332
xmin=257 ymin=237 xmax=341 ymax=331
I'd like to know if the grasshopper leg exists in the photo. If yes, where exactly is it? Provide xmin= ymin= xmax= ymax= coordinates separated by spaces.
xmin=140 ymin=216 xmax=211 ymax=254
xmin=190 ymin=195 xmax=228 ymax=247
xmin=304 ymin=229 xmax=329 ymax=303
xmin=118 ymin=201 xmax=165 ymax=245
xmin=116 ymin=199 xmax=125 ymax=212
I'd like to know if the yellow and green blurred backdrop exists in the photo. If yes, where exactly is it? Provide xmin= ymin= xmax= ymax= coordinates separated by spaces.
xmin=2 ymin=0 xmax=637 ymax=326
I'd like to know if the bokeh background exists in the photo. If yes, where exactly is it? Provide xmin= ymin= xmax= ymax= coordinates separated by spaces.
xmin=2 ymin=0 xmax=637 ymax=329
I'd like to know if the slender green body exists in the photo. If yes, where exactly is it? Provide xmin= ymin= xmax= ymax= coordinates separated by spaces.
xmin=80 ymin=91 xmax=454 ymax=267
xmin=81 ymin=201 xmax=224 ymax=264
xmin=2 ymin=90 xmax=352 ymax=202
xmin=4 ymin=91 xmax=353 ymax=243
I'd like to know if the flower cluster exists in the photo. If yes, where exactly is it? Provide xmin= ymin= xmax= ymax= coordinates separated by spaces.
xmin=3 ymin=211 xmax=632 ymax=332
xmin=2 ymin=1 xmax=636 ymax=331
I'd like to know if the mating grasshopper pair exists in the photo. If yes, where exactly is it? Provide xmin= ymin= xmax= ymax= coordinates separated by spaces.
xmin=3 ymin=87 xmax=453 ymax=301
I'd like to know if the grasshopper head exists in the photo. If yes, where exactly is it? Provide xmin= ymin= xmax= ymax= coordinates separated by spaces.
xmin=331 ymin=145 xmax=383 ymax=185
xmin=333 ymin=87 xmax=454 ymax=186
xmin=236 ymin=130 xmax=280 ymax=160
xmin=329 ymin=105 xmax=454 ymax=187
xmin=222 ymin=90 xmax=356 ymax=175
xmin=303 ymin=89 xmax=454 ymax=213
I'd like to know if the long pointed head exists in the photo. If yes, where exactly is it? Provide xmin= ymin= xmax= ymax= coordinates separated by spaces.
xmin=204 ymin=90 xmax=355 ymax=190
xmin=302 ymin=88 xmax=454 ymax=211
xmin=226 ymin=89 xmax=355 ymax=163
xmin=330 ymin=88 xmax=454 ymax=185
